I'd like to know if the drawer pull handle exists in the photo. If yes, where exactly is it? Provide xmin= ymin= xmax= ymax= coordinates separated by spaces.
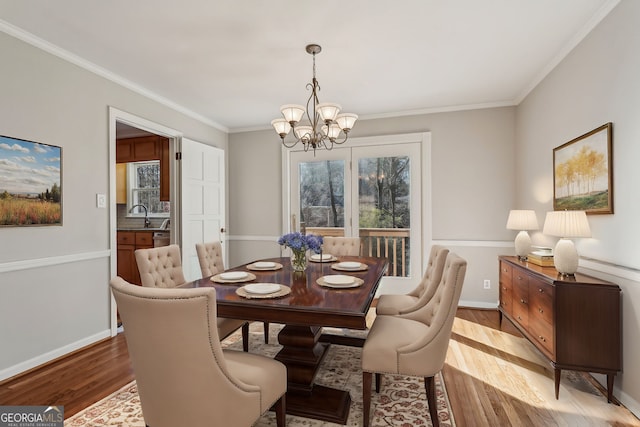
xmin=539 ymin=336 xmax=546 ymax=342
xmin=538 ymin=288 xmax=544 ymax=293
xmin=538 ymin=308 xmax=544 ymax=313
xmin=520 ymin=299 xmax=526 ymax=304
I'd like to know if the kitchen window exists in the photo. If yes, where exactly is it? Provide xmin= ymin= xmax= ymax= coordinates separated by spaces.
xmin=127 ymin=161 xmax=170 ymax=217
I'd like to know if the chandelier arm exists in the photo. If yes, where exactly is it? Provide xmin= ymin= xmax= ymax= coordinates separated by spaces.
xmin=331 ymin=133 xmax=350 ymax=145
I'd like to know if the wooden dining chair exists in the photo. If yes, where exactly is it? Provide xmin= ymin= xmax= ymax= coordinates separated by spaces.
xmin=362 ymin=252 xmax=467 ymax=427
xmin=195 ymin=241 xmax=270 ymax=344
xmin=376 ymin=245 xmax=449 ymax=316
xmin=135 ymin=244 xmax=249 ymax=351
xmin=110 ymin=277 xmax=287 ymax=427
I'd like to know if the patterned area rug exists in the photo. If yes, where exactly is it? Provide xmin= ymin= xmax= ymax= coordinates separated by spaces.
xmin=65 ymin=324 xmax=455 ymax=427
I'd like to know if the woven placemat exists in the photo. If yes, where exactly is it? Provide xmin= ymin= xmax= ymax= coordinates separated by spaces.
xmin=316 ymin=276 xmax=364 ymax=289
xmin=331 ymin=263 xmax=369 ymax=272
xmin=210 ymin=272 xmax=256 ymax=284
xmin=246 ymin=262 xmax=284 ymax=271
xmin=236 ymin=284 xmax=291 ymax=299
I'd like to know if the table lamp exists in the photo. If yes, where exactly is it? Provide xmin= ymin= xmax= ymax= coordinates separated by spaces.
xmin=506 ymin=210 xmax=539 ymax=260
xmin=542 ymin=210 xmax=591 ymax=276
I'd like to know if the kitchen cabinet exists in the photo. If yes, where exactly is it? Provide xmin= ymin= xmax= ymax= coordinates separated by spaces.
xmin=117 ymin=230 xmax=154 ymax=285
xmin=498 ymin=256 xmax=621 ymax=403
xmin=116 ymin=136 xmax=161 ymax=163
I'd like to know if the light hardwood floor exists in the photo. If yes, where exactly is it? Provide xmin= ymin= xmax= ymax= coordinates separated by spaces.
xmin=0 ymin=308 xmax=638 ymax=426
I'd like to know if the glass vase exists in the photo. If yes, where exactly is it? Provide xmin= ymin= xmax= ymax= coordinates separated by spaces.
xmin=290 ymin=249 xmax=308 ymax=272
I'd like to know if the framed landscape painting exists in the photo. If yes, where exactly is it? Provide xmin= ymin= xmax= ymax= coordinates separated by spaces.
xmin=0 ymin=135 xmax=62 ymax=226
xmin=553 ymin=122 xmax=612 ymax=214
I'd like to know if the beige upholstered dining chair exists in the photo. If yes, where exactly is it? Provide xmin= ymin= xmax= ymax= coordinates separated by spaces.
xmin=321 ymin=236 xmax=361 ymax=256
xmin=362 ymin=252 xmax=467 ymax=427
xmin=376 ymin=245 xmax=449 ymax=316
xmin=135 ymin=244 xmax=249 ymax=351
xmin=110 ymin=277 xmax=287 ymax=427
xmin=195 ymin=241 xmax=270 ymax=344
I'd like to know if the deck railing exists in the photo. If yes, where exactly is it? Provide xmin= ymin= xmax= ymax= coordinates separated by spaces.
xmin=305 ymin=227 xmax=410 ymax=277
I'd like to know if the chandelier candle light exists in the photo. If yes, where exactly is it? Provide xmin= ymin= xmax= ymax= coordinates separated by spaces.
xmin=506 ymin=209 xmax=539 ymax=260
xmin=542 ymin=210 xmax=591 ymax=276
xmin=271 ymin=44 xmax=358 ymax=155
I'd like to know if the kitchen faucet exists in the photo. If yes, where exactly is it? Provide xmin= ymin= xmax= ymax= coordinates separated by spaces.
xmin=129 ymin=204 xmax=150 ymax=228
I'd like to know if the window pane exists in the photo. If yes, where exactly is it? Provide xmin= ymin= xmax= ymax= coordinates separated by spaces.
xmin=358 ymin=156 xmax=411 ymax=277
xmin=299 ymin=160 xmax=345 ymax=228
xmin=128 ymin=161 xmax=169 ymax=215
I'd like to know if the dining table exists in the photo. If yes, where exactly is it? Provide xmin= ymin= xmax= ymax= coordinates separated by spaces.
xmin=182 ymin=255 xmax=388 ymax=424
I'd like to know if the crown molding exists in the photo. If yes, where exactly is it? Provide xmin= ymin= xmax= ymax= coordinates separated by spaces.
xmin=0 ymin=19 xmax=228 ymax=133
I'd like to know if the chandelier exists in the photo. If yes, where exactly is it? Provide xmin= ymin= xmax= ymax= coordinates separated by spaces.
xmin=271 ymin=44 xmax=358 ymax=154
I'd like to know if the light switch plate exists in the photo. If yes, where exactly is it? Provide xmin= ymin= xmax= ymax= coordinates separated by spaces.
xmin=96 ymin=193 xmax=106 ymax=208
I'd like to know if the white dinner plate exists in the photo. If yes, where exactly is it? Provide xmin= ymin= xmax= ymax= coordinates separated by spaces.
xmin=220 ymin=271 xmax=249 ymax=280
xmin=335 ymin=261 xmax=362 ymax=270
xmin=322 ymin=275 xmax=355 ymax=286
xmin=244 ymin=283 xmax=281 ymax=294
xmin=253 ymin=261 xmax=276 ymax=269
xmin=310 ymin=253 xmax=333 ymax=261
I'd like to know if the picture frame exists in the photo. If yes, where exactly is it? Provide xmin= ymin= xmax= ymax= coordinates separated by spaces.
xmin=553 ymin=122 xmax=612 ymax=214
xmin=0 ymin=135 xmax=62 ymax=226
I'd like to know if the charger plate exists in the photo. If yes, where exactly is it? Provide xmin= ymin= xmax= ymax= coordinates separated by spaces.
xmin=317 ymin=275 xmax=364 ymax=289
xmin=236 ymin=284 xmax=291 ymax=299
xmin=309 ymin=253 xmax=338 ymax=262
xmin=331 ymin=262 xmax=368 ymax=272
xmin=211 ymin=272 xmax=256 ymax=283
xmin=246 ymin=261 xmax=283 ymax=271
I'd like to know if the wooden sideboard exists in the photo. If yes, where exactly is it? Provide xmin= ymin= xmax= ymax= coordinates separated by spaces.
xmin=498 ymin=256 xmax=621 ymax=402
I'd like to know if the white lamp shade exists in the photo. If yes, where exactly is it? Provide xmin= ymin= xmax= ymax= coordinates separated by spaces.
xmin=322 ymin=123 xmax=342 ymax=140
xmin=316 ymin=103 xmax=341 ymax=122
xmin=543 ymin=211 xmax=591 ymax=238
xmin=335 ymin=113 xmax=358 ymax=131
xmin=280 ymin=104 xmax=305 ymax=124
xmin=294 ymin=125 xmax=313 ymax=142
xmin=271 ymin=118 xmax=291 ymax=136
xmin=506 ymin=210 xmax=539 ymax=230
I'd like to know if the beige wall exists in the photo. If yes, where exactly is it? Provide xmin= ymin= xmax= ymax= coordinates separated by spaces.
xmin=515 ymin=0 xmax=640 ymax=414
xmin=229 ymin=107 xmax=517 ymax=307
xmin=0 ymin=32 xmax=226 ymax=379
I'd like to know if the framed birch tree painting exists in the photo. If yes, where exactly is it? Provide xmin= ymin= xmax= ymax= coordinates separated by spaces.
xmin=553 ymin=122 xmax=613 ymax=214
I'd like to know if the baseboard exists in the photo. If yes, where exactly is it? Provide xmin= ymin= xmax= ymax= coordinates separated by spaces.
xmin=0 ymin=329 xmax=111 ymax=382
xmin=458 ymin=300 xmax=499 ymax=310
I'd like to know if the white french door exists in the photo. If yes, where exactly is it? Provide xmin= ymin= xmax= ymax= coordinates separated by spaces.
xmin=288 ymin=137 xmax=423 ymax=294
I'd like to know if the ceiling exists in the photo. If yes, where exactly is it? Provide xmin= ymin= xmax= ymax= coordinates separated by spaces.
xmin=0 ymin=0 xmax=618 ymax=133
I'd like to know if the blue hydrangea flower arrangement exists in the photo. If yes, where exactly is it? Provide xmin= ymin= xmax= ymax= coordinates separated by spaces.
xmin=278 ymin=232 xmax=323 ymax=271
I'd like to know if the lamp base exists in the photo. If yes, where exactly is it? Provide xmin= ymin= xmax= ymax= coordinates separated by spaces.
xmin=553 ymin=238 xmax=579 ymax=276
xmin=514 ymin=230 xmax=532 ymax=260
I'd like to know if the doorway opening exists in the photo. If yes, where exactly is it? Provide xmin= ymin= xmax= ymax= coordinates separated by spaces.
xmin=108 ymin=107 xmax=182 ymax=335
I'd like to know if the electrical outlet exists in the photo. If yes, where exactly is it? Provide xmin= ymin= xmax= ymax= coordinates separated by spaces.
xmin=483 ymin=279 xmax=491 ymax=289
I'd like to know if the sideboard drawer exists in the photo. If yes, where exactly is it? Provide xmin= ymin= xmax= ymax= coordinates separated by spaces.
xmin=529 ymin=315 xmax=554 ymax=355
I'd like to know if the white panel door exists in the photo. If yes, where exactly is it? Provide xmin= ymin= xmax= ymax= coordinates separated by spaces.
xmin=180 ymin=138 xmax=225 ymax=282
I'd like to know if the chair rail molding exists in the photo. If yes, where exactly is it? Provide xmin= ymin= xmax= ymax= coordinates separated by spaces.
xmin=0 ymin=250 xmax=111 ymax=274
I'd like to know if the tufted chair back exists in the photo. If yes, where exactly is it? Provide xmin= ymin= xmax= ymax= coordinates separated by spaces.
xmin=110 ymin=277 xmax=287 ymax=427
xmin=135 ymin=244 xmax=186 ymax=288
xmin=361 ymin=252 xmax=467 ymax=427
xmin=321 ymin=236 xmax=361 ymax=256
xmin=375 ymin=245 xmax=449 ymax=316
xmin=195 ymin=241 xmax=225 ymax=277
